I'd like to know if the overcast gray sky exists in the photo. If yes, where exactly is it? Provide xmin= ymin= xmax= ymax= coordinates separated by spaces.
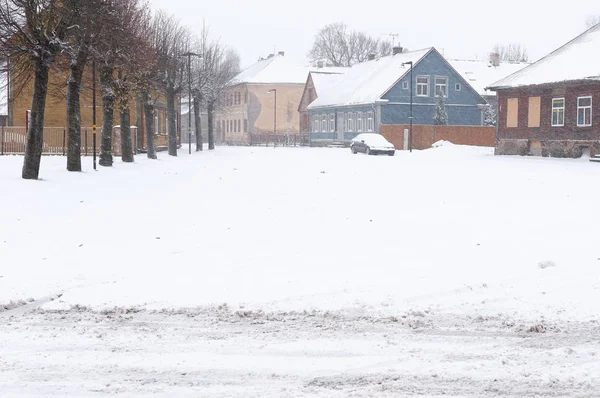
xmin=149 ymin=0 xmax=600 ymax=68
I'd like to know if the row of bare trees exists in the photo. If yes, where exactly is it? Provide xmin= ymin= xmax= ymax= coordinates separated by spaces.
xmin=0 ymin=0 xmax=239 ymax=179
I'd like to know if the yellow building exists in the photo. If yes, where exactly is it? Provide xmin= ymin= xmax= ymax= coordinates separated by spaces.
xmin=217 ymin=52 xmax=310 ymax=144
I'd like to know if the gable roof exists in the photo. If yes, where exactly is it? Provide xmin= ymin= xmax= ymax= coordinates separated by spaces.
xmin=488 ymin=24 xmax=600 ymax=90
xmin=449 ymin=59 xmax=530 ymax=97
xmin=232 ymin=54 xmax=311 ymax=85
xmin=307 ymin=48 xmax=432 ymax=109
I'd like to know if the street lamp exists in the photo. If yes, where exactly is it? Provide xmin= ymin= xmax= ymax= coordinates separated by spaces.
xmin=402 ymin=61 xmax=413 ymax=152
xmin=268 ymin=88 xmax=277 ymax=138
xmin=92 ymin=60 xmax=97 ymax=169
xmin=181 ymin=52 xmax=201 ymax=154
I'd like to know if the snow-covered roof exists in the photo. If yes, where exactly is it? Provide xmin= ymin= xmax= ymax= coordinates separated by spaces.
xmin=310 ymin=71 xmax=346 ymax=96
xmin=232 ymin=54 xmax=311 ymax=85
xmin=0 ymin=60 xmax=7 ymax=116
xmin=488 ymin=24 xmax=600 ymax=90
xmin=307 ymin=48 xmax=432 ymax=109
xmin=449 ymin=59 xmax=529 ymax=97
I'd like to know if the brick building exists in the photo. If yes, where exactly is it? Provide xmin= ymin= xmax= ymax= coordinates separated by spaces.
xmin=488 ymin=24 xmax=600 ymax=158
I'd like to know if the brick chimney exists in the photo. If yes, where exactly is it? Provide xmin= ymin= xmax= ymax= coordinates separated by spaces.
xmin=489 ymin=52 xmax=500 ymax=67
xmin=368 ymin=53 xmax=376 ymax=61
xmin=278 ymin=51 xmax=285 ymax=57
xmin=392 ymin=46 xmax=404 ymax=55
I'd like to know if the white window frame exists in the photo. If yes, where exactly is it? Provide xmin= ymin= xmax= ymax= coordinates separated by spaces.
xmin=416 ymin=76 xmax=430 ymax=97
xmin=435 ymin=76 xmax=448 ymax=97
xmin=552 ymin=98 xmax=565 ymax=127
xmin=348 ymin=113 xmax=355 ymax=132
xmin=402 ymin=81 xmax=409 ymax=90
xmin=357 ymin=112 xmax=363 ymax=132
xmin=577 ymin=96 xmax=592 ymax=127
xmin=322 ymin=116 xmax=327 ymax=133
xmin=455 ymin=83 xmax=462 ymax=92
xmin=313 ymin=118 xmax=320 ymax=132
xmin=367 ymin=112 xmax=374 ymax=132
xmin=330 ymin=114 xmax=335 ymax=132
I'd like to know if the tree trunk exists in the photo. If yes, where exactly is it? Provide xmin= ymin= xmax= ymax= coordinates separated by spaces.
xmin=193 ymin=96 xmax=202 ymax=151
xmin=208 ymin=100 xmax=215 ymax=150
xmin=99 ymin=66 xmax=115 ymax=167
xmin=22 ymin=58 xmax=52 ymax=180
xmin=166 ymin=84 xmax=177 ymax=156
xmin=120 ymin=107 xmax=133 ymax=163
xmin=66 ymin=52 xmax=87 ymax=172
xmin=143 ymin=90 xmax=157 ymax=160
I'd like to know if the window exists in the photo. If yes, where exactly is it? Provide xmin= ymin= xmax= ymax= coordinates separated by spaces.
xmin=322 ymin=116 xmax=327 ymax=133
xmin=552 ymin=98 xmax=565 ymax=127
xmin=402 ymin=81 xmax=409 ymax=90
xmin=416 ymin=76 xmax=429 ymax=97
xmin=577 ymin=96 xmax=592 ymax=127
xmin=507 ymin=98 xmax=519 ymax=128
xmin=356 ymin=112 xmax=362 ymax=132
xmin=435 ymin=76 xmax=448 ymax=97
xmin=330 ymin=114 xmax=335 ymax=132
xmin=348 ymin=113 xmax=355 ymax=132
xmin=528 ymin=97 xmax=541 ymax=128
xmin=244 ymin=91 xmax=248 ymax=104
xmin=367 ymin=112 xmax=374 ymax=132
xmin=455 ymin=83 xmax=462 ymax=91
xmin=244 ymin=119 xmax=248 ymax=133
xmin=313 ymin=118 xmax=320 ymax=132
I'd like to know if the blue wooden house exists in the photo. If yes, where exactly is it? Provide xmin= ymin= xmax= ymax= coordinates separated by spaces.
xmin=305 ymin=47 xmax=488 ymax=143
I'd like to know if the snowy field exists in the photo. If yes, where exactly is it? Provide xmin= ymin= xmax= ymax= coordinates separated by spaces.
xmin=1 ymin=145 xmax=599 ymax=397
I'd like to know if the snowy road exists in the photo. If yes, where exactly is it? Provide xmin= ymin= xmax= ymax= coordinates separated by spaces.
xmin=2 ymin=306 xmax=599 ymax=397
xmin=2 ymin=145 xmax=600 ymax=396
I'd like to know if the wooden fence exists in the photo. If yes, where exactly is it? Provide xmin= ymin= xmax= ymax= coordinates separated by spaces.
xmin=0 ymin=126 xmax=139 ymax=156
xmin=247 ymin=133 xmax=310 ymax=147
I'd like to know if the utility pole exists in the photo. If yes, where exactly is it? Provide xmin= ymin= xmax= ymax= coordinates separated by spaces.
xmin=402 ymin=61 xmax=413 ymax=152
xmin=268 ymin=89 xmax=277 ymax=147
xmin=383 ymin=33 xmax=399 ymax=47
xmin=181 ymin=52 xmax=201 ymax=154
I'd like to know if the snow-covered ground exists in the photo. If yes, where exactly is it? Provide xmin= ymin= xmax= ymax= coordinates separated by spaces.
xmin=1 ymin=145 xmax=599 ymax=397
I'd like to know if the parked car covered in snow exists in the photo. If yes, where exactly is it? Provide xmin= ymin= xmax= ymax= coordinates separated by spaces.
xmin=350 ymin=133 xmax=396 ymax=156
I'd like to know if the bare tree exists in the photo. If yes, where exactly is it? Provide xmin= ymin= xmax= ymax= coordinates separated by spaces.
xmin=492 ymin=44 xmax=529 ymax=63
xmin=64 ymin=0 xmax=104 ymax=172
xmin=201 ymin=44 xmax=240 ymax=150
xmin=95 ymin=0 xmax=147 ymax=167
xmin=308 ymin=22 xmax=393 ymax=67
xmin=153 ymin=11 xmax=190 ymax=157
xmin=586 ymin=15 xmax=600 ymax=28
xmin=0 ymin=0 xmax=74 ymax=179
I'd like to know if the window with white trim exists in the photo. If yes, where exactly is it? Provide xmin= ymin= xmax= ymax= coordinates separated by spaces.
xmin=357 ymin=112 xmax=363 ymax=132
xmin=348 ymin=113 xmax=355 ymax=132
xmin=552 ymin=98 xmax=565 ymax=127
xmin=416 ymin=76 xmax=429 ymax=97
xmin=435 ymin=76 xmax=448 ymax=97
xmin=330 ymin=114 xmax=335 ymax=132
xmin=313 ymin=118 xmax=320 ymax=132
xmin=577 ymin=96 xmax=592 ymax=127
xmin=367 ymin=112 xmax=374 ymax=132
xmin=322 ymin=116 xmax=327 ymax=133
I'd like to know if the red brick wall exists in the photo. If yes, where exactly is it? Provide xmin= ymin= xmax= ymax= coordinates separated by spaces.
xmin=497 ymin=82 xmax=600 ymax=141
xmin=381 ymin=125 xmax=495 ymax=150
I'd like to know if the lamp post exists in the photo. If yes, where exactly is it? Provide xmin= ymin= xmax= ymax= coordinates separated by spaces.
xmin=268 ymin=89 xmax=277 ymax=146
xmin=92 ymin=60 xmax=97 ymax=170
xmin=181 ymin=52 xmax=201 ymax=154
xmin=402 ymin=61 xmax=413 ymax=152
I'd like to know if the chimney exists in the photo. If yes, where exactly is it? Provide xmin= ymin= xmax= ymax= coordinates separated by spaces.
xmin=278 ymin=51 xmax=285 ymax=57
xmin=368 ymin=53 xmax=376 ymax=61
xmin=489 ymin=52 xmax=500 ymax=67
xmin=317 ymin=61 xmax=324 ymax=68
xmin=267 ymin=53 xmax=274 ymax=59
xmin=392 ymin=46 xmax=404 ymax=55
